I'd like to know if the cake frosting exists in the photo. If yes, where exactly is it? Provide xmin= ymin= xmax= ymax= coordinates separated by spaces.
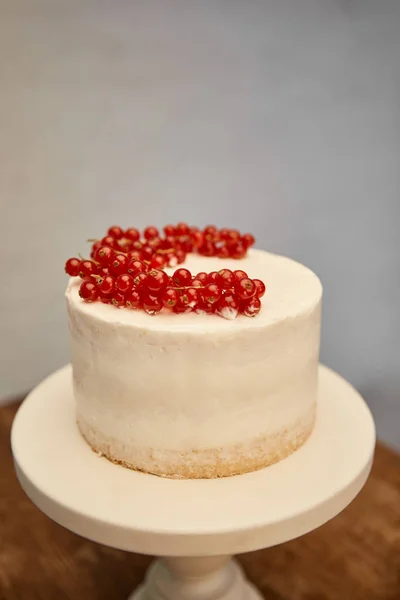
xmin=66 ymin=249 xmax=322 ymax=478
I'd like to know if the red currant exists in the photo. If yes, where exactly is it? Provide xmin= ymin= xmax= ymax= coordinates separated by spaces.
xmin=144 ymin=226 xmax=159 ymax=240
xmin=235 ymin=277 xmax=256 ymax=300
xmin=147 ymin=269 xmax=169 ymax=292
xmin=133 ymin=272 xmax=148 ymax=289
xmin=126 ymin=288 xmax=142 ymax=308
xmin=172 ymin=268 xmax=192 ymax=287
xmin=253 ymin=279 xmax=266 ymax=298
xmin=196 ymin=272 xmax=208 ymax=285
xmin=241 ymin=233 xmax=255 ymax=249
xmin=191 ymin=230 xmax=204 ymax=249
xmin=107 ymin=226 xmax=124 ymax=239
xmin=191 ymin=278 xmax=203 ymax=288
xmin=150 ymin=254 xmax=167 ymax=269
xmin=174 ymin=222 xmax=188 ymax=236
xmin=142 ymin=290 xmax=163 ymax=314
xmin=217 ymin=246 xmax=230 ymax=258
xmin=219 ymin=228 xmax=231 ymax=241
xmin=97 ymin=266 xmax=110 ymax=277
xmin=198 ymin=240 xmax=215 ymax=257
xmin=185 ymin=287 xmax=199 ymax=308
xmin=101 ymin=235 xmax=118 ymax=249
xmin=127 ymin=250 xmax=143 ymax=262
xmin=175 ymin=249 xmax=187 ymax=264
xmin=90 ymin=241 xmax=102 ymax=259
xmin=141 ymin=245 xmax=154 ymax=262
xmin=215 ymin=293 xmax=239 ymax=320
xmin=163 ymin=224 xmax=176 ymax=237
xmin=233 ymin=269 xmax=248 ymax=282
xmin=241 ymin=296 xmax=261 ymax=317
xmin=196 ymin=296 xmax=216 ymax=314
xmin=226 ymin=229 xmax=240 ymax=242
xmin=230 ymin=241 xmax=246 ymax=259
xmin=94 ymin=245 xmax=114 ymax=266
xmin=203 ymin=225 xmax=218 ymax=241
xmin=216 ymin=269 xmax=234 ymax=290
xmin=202 ymin=283 xmax=222 ymax=304
xmin=79 ymin=279 xmax=99 ymax=302
xmin=116 ymin=273 xmax=134 ymax=294
xmin=125 ymin=227 xmax=140 ymax=241
xmin=207 ymin=271 xmax=218 ymax=284
xmin=109 ymin=254 xmax=128 ymax=276
xmin=99 ymin=275 xmax=115 ymax=296
xmin=166 ymin=252 xmax=178 ymax=267
xmin=127 ymin=259 xmax=147 ymax=276
xmin=65 ymin=257 xmax=80 ymax=276
xmin=79 ymin=260 xmax=97 ymax=279
xmin=111 ymin=290 xmax=126 ymax=307
xmin=162 ymin=288 xmax=179 ymax=308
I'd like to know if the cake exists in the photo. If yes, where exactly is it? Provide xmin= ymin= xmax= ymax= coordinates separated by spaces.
xmin=65 ymin=225 xmax=322 ymax=478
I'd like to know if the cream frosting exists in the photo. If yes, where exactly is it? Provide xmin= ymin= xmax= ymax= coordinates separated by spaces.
xmin=66 ymin=249 xmax=322 ymax=478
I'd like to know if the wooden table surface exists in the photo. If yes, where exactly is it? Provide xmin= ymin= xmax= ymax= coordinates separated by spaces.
xmin=1 ymin=402 xmax=400 ymax=600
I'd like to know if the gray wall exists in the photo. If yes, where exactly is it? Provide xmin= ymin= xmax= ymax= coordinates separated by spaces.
xmin=1 ymin=1 xmax=399 ymax=447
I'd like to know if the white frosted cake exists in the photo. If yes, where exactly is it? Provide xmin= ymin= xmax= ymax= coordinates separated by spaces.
xmin=66 ymin=242 xmax=322 ymax=479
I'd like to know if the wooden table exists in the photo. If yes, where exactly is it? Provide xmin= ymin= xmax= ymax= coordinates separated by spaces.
xmin=1 ymin=402 xmax=400 ymax=600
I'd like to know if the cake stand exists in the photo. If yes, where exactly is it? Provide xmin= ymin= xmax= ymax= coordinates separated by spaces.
xmin=12 ymin=365 xmax=375 ymax=600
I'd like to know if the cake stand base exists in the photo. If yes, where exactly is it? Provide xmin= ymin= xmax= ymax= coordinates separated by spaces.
xmin=12 ymin=365 xmax=375 ymax=600
xmin=130 ymin=557 xmax=262 ymax=600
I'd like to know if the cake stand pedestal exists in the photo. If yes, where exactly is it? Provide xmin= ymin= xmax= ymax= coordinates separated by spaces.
xmin=12 ymin=365 xmax=375 ymax=600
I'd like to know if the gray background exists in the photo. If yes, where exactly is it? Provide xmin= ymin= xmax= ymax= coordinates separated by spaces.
xmin=0 ymin=1 xmax=399 ymax=447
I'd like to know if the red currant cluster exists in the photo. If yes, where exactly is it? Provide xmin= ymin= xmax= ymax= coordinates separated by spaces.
xmin=65 ymin=224 xmax=265 ymax=319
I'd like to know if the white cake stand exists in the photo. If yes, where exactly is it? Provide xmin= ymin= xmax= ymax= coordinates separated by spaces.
xmin=12 ymin=365 xmax=375 ymax=600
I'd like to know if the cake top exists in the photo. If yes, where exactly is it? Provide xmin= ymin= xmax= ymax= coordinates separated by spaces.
xmin=66 ymin=248 xmax=322 ymax=334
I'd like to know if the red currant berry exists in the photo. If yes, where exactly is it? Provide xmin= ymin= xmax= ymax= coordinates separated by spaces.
xmin=142 ymin=290 xmax=163 ymax=314
xmin=162 ymin=288 xmax=179 ymax=308
xmin=141 ymin=245 xmax=154 ymax=262
xmin=79 ymin=260 xmax=97 ymax=279
xmin=111 ymin=290 xmax=126 ymax=307
xmin=125 ymin=227 xmax=140 ymax=241
xmin=203 ymin=225 xmax=218 ymax=241
xmin=107 ymin=226 xmax=124 ymax=239
xmin=230 ymin=241 xmax=246 ymax=259
xmin=233 ymin=269 xmax=248 ymax=282
xmin=196 ymin=272 xmax=208 ymax=285
xmin=196 ymin=296 xmax=216 ymax=314
xmin=116 ymin=273 xmax=134 ymax=294
xmin=185 ymin=287 xmax=199 ymax=308
xmin=127 ymin=250 xmax=142 ymax=261
xmin=143 ymin=226 xmax=159 ymax=240
xmin=216 ymin=269 xmax=234 ymax=290
xmin=97 ymin=266 xmax=110 ymax=277
xmin=191 ymin=278 xmax=203 ymax=288
xmin=179 ymin=237 xmax=193 ymax=253
xmin=241 ymin=233 xmax=255 ymax=249
xmin=100 ymin=294 xmax=112 ymax=304
xmin=198 ymin=240 xmax=215 ymax=257
xmin=235 ymin=277 xmax=256 ymax=300
xmin=176 ymin=222 xmax=190 ymax=236
xmin=253 ymin=279 xmax=266 ymax=298
xmin=131 ymin=240 xmax=143 ymax=251
xmin=94 ymin=245 xmax=114 ymax=266
xmin=202 ymin=283 xmax=222 ymax=304
xmin=99 ymin=275 xmax=115 ymax=296
xmin=147 ymin=269 xmax=169 ymax=292
xmin=207 ymin=271 xmax=218 ymax=284
xmin=127 ymin=259 xmax=147 ymax=276
xmin=215 ymin=293 xmax=239 ymax=320
xmin=241 ymin=296 xmax=261 ymax=317
xmin=219 ymin=228 xmax=231 ymax=241
xmin=126 ymin=288 xmax=142 ymax=308
xmin=175 ymin=249 xmax=187 ymax=264
xmin=109 ymin=254 xmax=128 ymax=276
xmin=172 ymin=268 xmax=192 ymax=287
xmin=217 ymin=246 xmax=230 ymax=258
xmin=150 ymin=254 xmax=167 ymax=269
xmin=166 ymin=252 xmax=178 ymax=267
xmin=148 ymin=237 xmax=162 ymax=250
xmin=79 ymin=279 xmax=99 ymax=302
xmin=101 ymin=235 xmax=118 ymax=249
xmin=163 ymin=224 xmax=176 ymax=237
xmin=90 ymin=241 xmax=102 ymax=259
xmin=133 ymin=272 xmax=148 ymax=289
xmin=191 ymin=230 xmax=204 ymax=249
xmin=65 ymin=257 xmax=80 ymax=276
xmin=227 ymin=229 xmax=240 ymax=242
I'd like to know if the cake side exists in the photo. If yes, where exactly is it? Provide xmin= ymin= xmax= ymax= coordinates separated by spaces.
xmin=67 ymin=249 xmax=322 ymax=478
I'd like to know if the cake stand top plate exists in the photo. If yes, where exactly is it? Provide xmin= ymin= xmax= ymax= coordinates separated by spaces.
xmin=12 ymin=364 xmax=375 ymax=557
